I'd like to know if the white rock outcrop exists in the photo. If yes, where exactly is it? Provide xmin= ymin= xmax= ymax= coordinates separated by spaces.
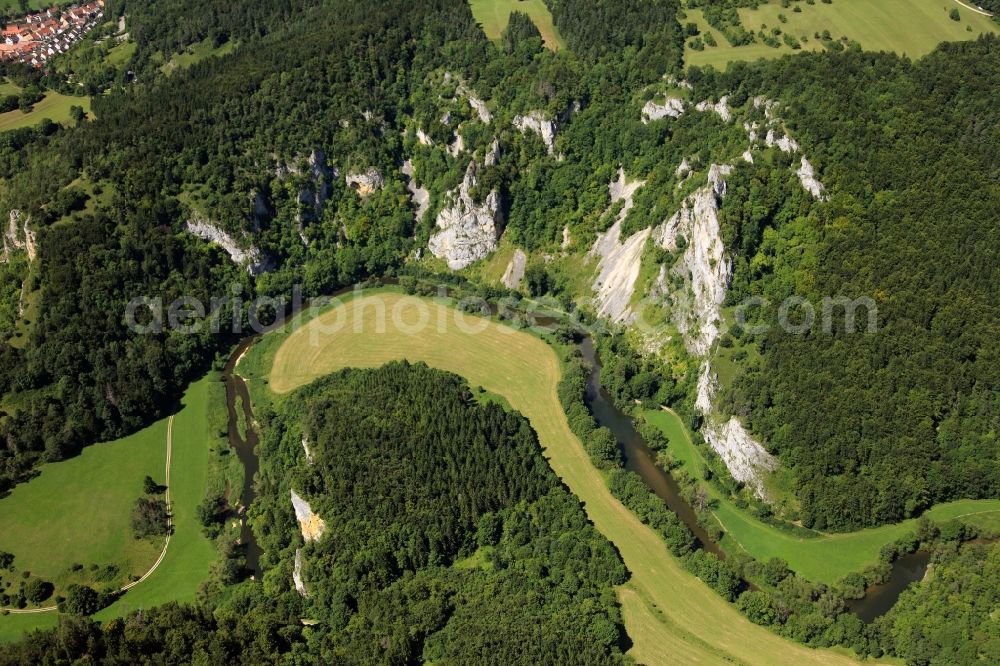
xmin=561 ymin=225 xmax=571 ymax=250
xmin=797 ymin=156 xmax=828 ymax=200
xmin=448 ymin=132 xmax=465 ymax=156
xmin=513 ymin=111 xmax=557 ymax=154
xmin=452 ymin=79 xmax=493 ymax=123
xmin=301 ymin=435 xmax=314 ymax=465
xmin=416 ymin=128 xmax=433 ymax=146
xmin=1 ymin=210 xmax=36 ymax=263
xmin=345 ymin=168 xmax=384 ymax=196
xmin=642 ymin=97 xmax=685 ymax=123
xmin=652 ymin=164 xmax=732 ymax=355
xmin=501 ymin=248 xmax=527 ymax=289
xmin=695 ymin=96 xmax=731 ymax=123
xmin=185 ymin=216 xmax=270 ymax=275
xmin=703 ymin=417 xmax=779 ymax=499
xmin=401 ymin=159 xmax=430 ymax=220
xmin=290 ymin=489 xmax=326 ymax=542
xmin=428 ymin=143 xmax=503 ymax=270
xmin=590 ymin=168 xmax=649 ymax=323
xmin=695 ymin=361 xmax=717 ymax=415
xmin=293 ymin=548 xmax=308 ymax=596
xmin=764 ymin=129 xmax=799 ymax=154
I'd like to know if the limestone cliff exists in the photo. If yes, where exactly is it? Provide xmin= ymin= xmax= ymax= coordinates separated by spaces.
xmin=1 ymin=210 xmax=36 ymax=263
xmin=513 ymin=111 xmax=557 ymax=154
xmin=501 ymin=248 xmax=527 ymax=289
xmin=184 ymin=215 xmax=271 ymax=276
xmin=290 ymin=489 xmax=326 ymax=543
xmin=589 ymin=168 xmax=649 ymax=323
xmin=427 ymin=142 xmax=503 ymax=269
xmin=642 ymin=97 xmax=685 ymax=123
xmin=652 ymin=164 xmax=732 ymax=356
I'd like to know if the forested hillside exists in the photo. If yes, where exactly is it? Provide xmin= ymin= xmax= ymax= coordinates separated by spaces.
xmin=706 ymin=43 xmax=1000 ymax=529
xmin=252 ymin=361 xmax=629 ymax=662
xmin=0 ymin=0 xmax=994 ymax=639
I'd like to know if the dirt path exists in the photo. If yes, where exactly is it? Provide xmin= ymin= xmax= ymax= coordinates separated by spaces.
xmin=2 ymin=416 xmax=175 ymax=614
xmin=952 ymin=0 xmax=993 ymax=16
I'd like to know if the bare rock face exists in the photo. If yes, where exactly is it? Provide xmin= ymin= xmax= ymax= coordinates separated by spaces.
xmin=293 ymin=548 xmax=308 ymax=596
xmin=1 ymin=210 xmax=36 ymax=263
xmin=184 ymin=215 xmax=271 ymax=275
xmin=513 ymin=111 xmax=557 ymax=154
xmin=501 ymin=248 xmax=527 ymax=289
xmin=401 ymin=159 xmax=430 ymax=220
xmin=463 ymin=90 xmax=492 ymax=124
xmin=448 ymin=75 xmax=493 ymax=124
xmin=652 ymin=164 xmax=732 ymax=356
xmin=416 ymin=128 xmax=433 ymax=146
xmin=695 ymin=96 xmax=731 ymax=123
xmin=562 ymin=225 xmax=571 ymax=249
xmin=290 ymin=489 xmax=326 ymax=542
xmin=448 ymin=132 xmax=465 ymax=156
xmin=764 ymin=129 xmax=799 ymax=154
xmin=590 ymin=168 xmax=649 ymax=323
xmin=797 ymin=156 xmax=828 ymax=200
xmin=703 ymin=417 xmax=778 ymax=499
xmin=675 ymin=158 xmax=692 ymax=181
xmin=695 ymin=360 xmax=717 ymax=415
xmin=428 ymin=143 xmax=503 ymax=270
xmin=642 ymin=97 xmax=685 ymax=123
xmin=345 ymin=168 xmax=384 ymax=196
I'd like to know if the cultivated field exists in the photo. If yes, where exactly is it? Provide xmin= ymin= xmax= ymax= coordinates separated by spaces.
xmin=0 ymin=92 xmax=91 ymax=132
xmin=0 ymin=376 xmax=217 ymax=641
xmin=685 ymin=0 xmax=998 ymax=68
xmin=251 ymin=289 xmax=857 ymax=665
xmin=468 ymin=0 xmax=565 ymax=50
xmin=645 ymin=409 xmax=1000 ymax=584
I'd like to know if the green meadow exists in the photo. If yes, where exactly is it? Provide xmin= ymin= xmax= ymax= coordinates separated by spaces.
xmin=644 ymin=409 xmax=1000 ymax=584
xmin=0 ymin=376 xmax=217 ymax=642
xmin=468 ymin=0 xmax=565 ymax=50
xmin=0 ymin=86 xmax=91 ymax=133
xmin=684 ymin=0 xmax=998 ymax=69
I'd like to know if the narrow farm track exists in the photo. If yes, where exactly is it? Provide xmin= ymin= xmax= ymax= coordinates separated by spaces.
xmin=2 ymin=416 xmax=175 ymax=614
xmin=952 ymin=0 xmax=993 ymax=16
xmin=266 ymin=293 xmax=861 ymax=666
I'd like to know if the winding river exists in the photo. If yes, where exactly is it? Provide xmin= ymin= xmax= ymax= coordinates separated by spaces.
xmin=578 ymin=336 xmax=926 ymax=622
xmin=221 ymin=287 xmax=927 ymax=621
xmin=222 ymin=340 xmax=263 ymax=578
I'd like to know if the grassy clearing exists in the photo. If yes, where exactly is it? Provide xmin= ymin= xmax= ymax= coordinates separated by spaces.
xmin=0 ymin=375 xmax=218 ymax=641
xmin=93 ymin=376 xmax=217 ymax=620
xmin=644 ymin=409 xmax=1000 ymax=584
xmin=243 ymin=288 xmax=856 ymax=665
xmin=468 ymin=0 xmax=565 ymax=50
xmin=0 ymin=92 xmax=90 ymax=132
xmin=105 ymin=40 xmax=136 ymax=68
xmin=684 ymin=0 xmax=999 ymax=69
xmin=162 ymin=38 xmax=237 ymax=74
xmin=0 ymin=420 xmax=166 ymax=592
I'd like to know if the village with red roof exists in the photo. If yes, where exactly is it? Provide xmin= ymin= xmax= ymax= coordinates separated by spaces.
xmin=0 ymin=2 xmax=104 ymax=68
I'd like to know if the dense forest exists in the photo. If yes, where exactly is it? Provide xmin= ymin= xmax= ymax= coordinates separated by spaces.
xmin=251 ymin=361 xmax=629 ymax=663
xmin=707 ymin=42 xmax=1000 ymax=529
